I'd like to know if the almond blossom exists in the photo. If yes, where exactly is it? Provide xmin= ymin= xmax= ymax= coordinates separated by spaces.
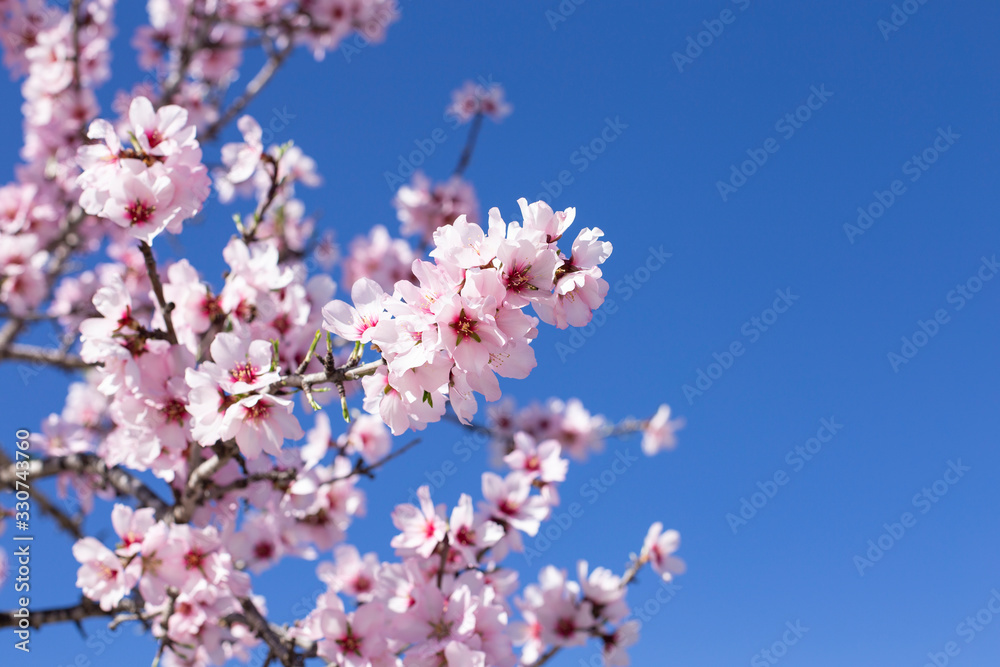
xmin=0 ymin=9 xmax=689 ymax=667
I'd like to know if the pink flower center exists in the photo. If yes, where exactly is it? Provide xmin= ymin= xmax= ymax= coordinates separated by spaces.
xmin=244 ymin=401 xmax=271 ymax=423
xmin=145 ymin=129 xmax=164 ymax=148
xmin=230 ymin=361 xmax=259 ymax=385
xmin=200 ymin=295 xmax=223 ymax=319
xmin=161 ymin=398 xmax=187 ymax=425
xmin=337 ymin=630 xmax=362 ymax=656
xmin=184 ymin=549 xmax=205 ymax=571
xmin=556 ymin=617 xmax=576 ymax=639
xmin=125 ymin=199 xmax=155 ymax=226
xmin=253 ymin=541 xmax=274 ymax=560
xmin=449 ymin=308 xmax=480 ymax=344
xmin=505 ymin=264 xmax=532 ymax=292
xmin=498 ymin=499 xmax=519 ymax=516
xmin=455 ymin=526 xmax=475 ymax=546
xmin=272 ymin=313 xmax=291 ymax=334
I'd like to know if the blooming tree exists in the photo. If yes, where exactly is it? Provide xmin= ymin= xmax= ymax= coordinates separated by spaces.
xmin=0 ymin=2 xmax=685 ymax=666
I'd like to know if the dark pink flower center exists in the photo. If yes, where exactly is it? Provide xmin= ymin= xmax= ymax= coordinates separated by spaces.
xmin=450 ymin=308 xmax=480 ymax=344
xmin=125 ymin=199 xmax=155 ymax=226
xmin=455 ymin=526 xmax=475 ymax=546
xmin=337 ymin=630 xmax=362 ymax=656
xmin=184 ymin=549 xmax=205 ymax=571
xmin=556 ymin=617 xmax=576 ymax=638
xmin=498 ymin=499 xmax=519 ymax=516
xmin=253 ymin=541 xmax=274 ymax=560
xmin=161 ymin=398 xmax=187 ymax=425
xmin=244 ymin=401 xmax=271 ymax=423
xmin=230 ymin=361 xmax=259 ymax=385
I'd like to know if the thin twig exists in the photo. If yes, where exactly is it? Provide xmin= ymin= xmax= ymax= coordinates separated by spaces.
xmin=0 ymin=448 xmax=83 ymax=539
xmin=0 ymin=597 xmax=138 ymax=630
xmin=201 ymin=42 xmax=294 ymax=143
xmin=0 ymin=453 xmax=170 ymax=517
xmin=139 ymin=242 xmax=179 ymax=345
xmin=0 ymin=343 xmax=92 ymax=370
xmin=331 ymin=438 xmax=422 ymax=482
xmin=453 ymin=112 xmax=484 ymax=176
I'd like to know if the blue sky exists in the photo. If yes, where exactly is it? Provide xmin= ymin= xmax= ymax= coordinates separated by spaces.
xmin=2 ymin=1 xmax=1000 ymax=666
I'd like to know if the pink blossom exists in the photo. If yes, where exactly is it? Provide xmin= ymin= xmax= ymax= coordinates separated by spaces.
xmin=390 ymin=485 xmax=448 ymax=558
xmin=111 ymin=504 xmax=156 ymax=557
xmin=642 ymin=404 xmax=684 ymax=456
xmin=337 ymin=413 xmax=391 ymax=464
xmin=642 ymin=523 xmax=686 ymax=582
xmin=322 ymin=277 xmax=387 ymax=343
xmin=503 ymin=433 xmax=567 ymax=485
xmin=448 ymin=81 xmax=512 ymax=123
xmin=316 ymin=602 xmax=390 ymax=667
xmin=220 ymin=394 xmax=305 ymax=459
xmin=448 ymin=494 xmax=503 ymax=566
xmin=603 ymin=620 xmax=640 ymax=666
xmin=479 ymin=472 xmax=550 ymax=538
xmin=220 ymin=115 xmax=263 ymax=185
xmin=73 ymin=537 xmax=139 ymax=611
xmin=203 ymin=331 xmax=281 ymax=394
xmin=394 ymin=172 xmax=480 ymax=240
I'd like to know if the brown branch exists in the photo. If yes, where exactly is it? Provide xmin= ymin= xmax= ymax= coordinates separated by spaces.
xmin=0 ymin=597 xmax=138 ymax=630
xmin=201 ymin=41 xmax=294 ymax=143
xmin=0 ymin=343 xmax=92 ymax=370
xmin=528 ymin=646 xmax=560 ymax=667
xmin=203 ymin=468 xmax=298 ymax=501
xmin=158 ymin=0 xmax=209 ymax=105
xmin=332 ymin=437 xmax=422 ymax=482
xmin=172 ymin=441 xmax=239 ymax=523
xmin=0 ymin=453 xmax=170 ymax=517
xmin=0 ymin=449 xmax=83 ymax=539
xmin=139 ymin=242 xmax=179 ymax=345
xmin=453 ymin=112 xmax=484 ymax=177
xmin=231 ymin=597 xmax=305 ymax=667
xmin=272 ymin=358 xmax=385 ymax=393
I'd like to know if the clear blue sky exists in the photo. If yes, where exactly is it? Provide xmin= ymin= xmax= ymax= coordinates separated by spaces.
xmin=2 ymin=1 xmax=1000 ymax=666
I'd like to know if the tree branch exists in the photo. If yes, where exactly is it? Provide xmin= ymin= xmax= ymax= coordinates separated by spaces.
xmin=0 ymin=343 xmax=92 ymax=370
xmin=201 ymin=41 xmax=294 ymax=143
xmin=453 ymin=112 xmax=484 ymax=177
xmin=0 ymin=453 xmax=170 ymax=517
xmin=0 ymin=597 xmax=138 ymax=630
xmin=139 ymin=241 xmax=179 ymax=345
xmin=230 ymin=597 xmax=308 ymax=667
xmin=272 ymin=358 xmax=385 ymax=393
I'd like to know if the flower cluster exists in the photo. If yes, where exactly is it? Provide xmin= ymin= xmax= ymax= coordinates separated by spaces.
xmin=77 ymin=97 xmax=211 ymax=243
xmin=0 ymin=5 xmax=691 ymax=667
xmin=74 ymin=506 xmax=260 ymax=663
xmin=393 ymin=171 xmax=480 ymax=244
xmin=324 ymin=198 xmax=613 ymax=434
xmin=448 ymin=80 xmax=513 ymax=124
